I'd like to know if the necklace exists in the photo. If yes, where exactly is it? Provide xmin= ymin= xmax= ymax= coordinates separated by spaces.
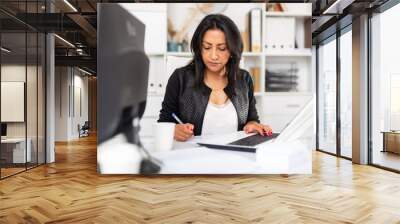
xmin=204 ymin=76 xmax=227 ymax=92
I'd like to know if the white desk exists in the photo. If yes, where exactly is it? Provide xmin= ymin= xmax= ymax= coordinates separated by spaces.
xmin=1 ymin=138 xmax=32 ymax=163
xmin=141 ymin=132 xmax=312 ymax=174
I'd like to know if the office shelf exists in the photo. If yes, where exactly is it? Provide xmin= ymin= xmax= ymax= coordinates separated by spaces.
xmin=265 ymin=11 xmax=310 ymax=17
xmin=166 ymin=52 xmax=192 ymax=57
xmin=147 ymin=52 xmax=165 ymax=56
xmin=167 ymin=52 xmax=266 ymax=57
xmin=158 ymin=50 xmax=312 ymax=57
xmin=147 ymin=93 xmax=165 ymax=97
xmin=242 ymin=52 xmax=263 ymax=57
xmin=254 ymin=92 xmax=313 ymax=97
xmin=265 ymin=48 xmax=312 ymax=57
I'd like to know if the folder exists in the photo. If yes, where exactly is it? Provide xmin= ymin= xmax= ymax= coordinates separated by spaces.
xmin=265 ymin=17 xmax=295 ymax=49
xmin=241 ymin=31 xmax=250 ymax=52
xmin=250 ymin=67 xmax=261 ymax=92
xmin=249 ymin=8 xmax=262 ymax=52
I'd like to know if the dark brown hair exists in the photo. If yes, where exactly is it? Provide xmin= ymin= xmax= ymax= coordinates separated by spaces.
xmin=190 ymin=14 xmax=243 ymax=96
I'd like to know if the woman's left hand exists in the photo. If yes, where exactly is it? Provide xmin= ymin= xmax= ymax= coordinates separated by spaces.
xmin=243 ymin=121 xmax=273 ymax=136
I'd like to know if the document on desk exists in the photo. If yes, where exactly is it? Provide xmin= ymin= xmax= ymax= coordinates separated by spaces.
xmin=146 ymin=132 xmax=312 ymax=174
xmin=185 ymin=131 xmax=252 ymax=145
xmin=152 ymin=147 xmax=257 ymax=174
xmin=142 ymin=131 xmax=253 ymax=150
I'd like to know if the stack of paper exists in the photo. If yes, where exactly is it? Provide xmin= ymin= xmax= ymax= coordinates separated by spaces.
xmin=255 ymin=140 xmax=311 ymax=174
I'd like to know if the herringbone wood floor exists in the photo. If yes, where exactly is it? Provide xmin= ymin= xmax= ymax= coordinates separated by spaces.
xmin=1 ymin=134 xmax=400 ymax=224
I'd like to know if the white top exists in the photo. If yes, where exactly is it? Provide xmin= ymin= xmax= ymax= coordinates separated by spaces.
xmin=201 ymin=99 xmax=238 ymax=135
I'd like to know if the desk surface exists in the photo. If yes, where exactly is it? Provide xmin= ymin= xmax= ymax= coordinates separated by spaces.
xmin=381 ymin=131 xmax=400 ymax=134
xmin=1 ymin=138 xmax=27 ymax=143
xmin=140 ymin=132 xmax=312 ymax=174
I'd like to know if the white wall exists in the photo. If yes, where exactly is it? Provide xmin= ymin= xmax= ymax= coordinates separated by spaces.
xmin=1 ymin=65 xmax=26 ymax=131
xmin=72 ymin=73 xmax=89 ymax=138
xmin=55 ymin=67 xmax=89 ymax=141
xmin=55 ymin=67 xmax=67 ymax=141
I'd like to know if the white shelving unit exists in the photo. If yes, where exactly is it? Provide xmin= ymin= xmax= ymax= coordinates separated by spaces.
xmin=264 ymin=48 xmax=312 ymax=57
xmin=242 ymin=52 xmax=264 ymax=57
xmin=122 ymin=3 xmax=313 ymax=135
xmin=166 ymin=52 xmax=193 ymax=57
xmin=265 ymin=11 xmax=311 ymax=17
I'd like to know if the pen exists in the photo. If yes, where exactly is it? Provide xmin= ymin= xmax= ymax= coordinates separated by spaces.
xmin=172 ymin=113 xmax=183 ymax=124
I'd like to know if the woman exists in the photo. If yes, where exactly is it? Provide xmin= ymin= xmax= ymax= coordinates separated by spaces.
xmin=158 ymin=14 xmax=273 ymax=141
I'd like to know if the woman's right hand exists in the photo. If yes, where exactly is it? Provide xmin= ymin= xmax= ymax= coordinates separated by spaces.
xmin=174 ymin=123 xmax=194 ymax=142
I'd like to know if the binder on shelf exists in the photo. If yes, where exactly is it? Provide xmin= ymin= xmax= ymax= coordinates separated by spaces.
xmin=304 ymin=18 xmax=312 ymax=49
xmin=241 ymin=31 xmax=250 ymax=52
xmin=250 ymin=67 xmax=261 ymax=92
xmin=249 ymin=8 xmax=262 ymax=52
xmin=264 ymin=17 xmax=295 ymax=50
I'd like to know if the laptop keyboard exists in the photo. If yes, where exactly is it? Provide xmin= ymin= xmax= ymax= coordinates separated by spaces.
xmin=228 ymin=133 xmax=280 ymax=146
xmin=197 ymin=143 xmax=257 ymax=153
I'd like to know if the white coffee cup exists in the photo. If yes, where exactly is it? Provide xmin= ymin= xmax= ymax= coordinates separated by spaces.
xmin=153 ymin=122 xmax=175 ymax=152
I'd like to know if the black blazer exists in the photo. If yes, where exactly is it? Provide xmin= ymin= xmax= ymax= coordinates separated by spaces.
xmin=158 ymin=64 xmax=260 ymax=136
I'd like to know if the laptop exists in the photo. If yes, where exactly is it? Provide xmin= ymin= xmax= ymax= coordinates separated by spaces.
xmin=197 ymin=96 xmax=315 ymax=153
xmin=197 ymin=133 xmax=279 ymax=153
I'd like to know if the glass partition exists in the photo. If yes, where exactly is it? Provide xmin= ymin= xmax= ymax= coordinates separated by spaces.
xmin=1 ymin=31 xmax=28 ymax=177
xmin=0 ymin=1 xmax=46 ymax=179
xmin=371 ymin=4 xmax=400 ymax=171
xmin=38 ymin=32 xmax=45 ymax=165
xmin=318 ymin=37 xmax=337 ymax=155
xmin=27 ymin=30 xmax=38 ymax=169
xmin=339 ymin=29 xmax=352 ymax=158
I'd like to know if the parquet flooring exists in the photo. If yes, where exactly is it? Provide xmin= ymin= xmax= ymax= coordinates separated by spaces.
xmin=1 ymin=167 xmax=25 ymax=178
xmin=1 ymin=134 xmax=400 ymax=223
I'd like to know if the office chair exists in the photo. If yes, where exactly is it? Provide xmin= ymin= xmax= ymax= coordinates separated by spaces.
xmin=79 ymin=121 xmax=90 ymax=138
